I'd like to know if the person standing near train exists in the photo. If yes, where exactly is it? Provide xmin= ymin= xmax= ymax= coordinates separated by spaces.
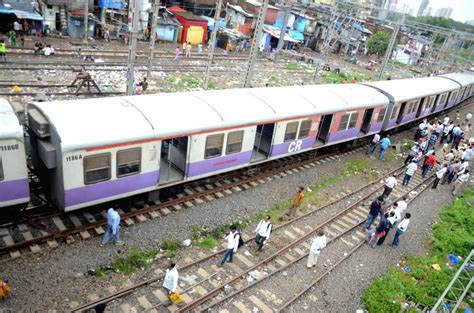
xmin=378 ymin=135 xmax=391 ymax=160
xmin=287 ymin=186 xmax=305 ymax=218
xmin=366 ymin=133 xmax=380 ymax=154
xmin=100 ymin=207 xmax=125 ymax=247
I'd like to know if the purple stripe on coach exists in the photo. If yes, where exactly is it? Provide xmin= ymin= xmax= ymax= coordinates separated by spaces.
xmin=368 ymin=122 xmax=383 ymax=133
xmin=401 ymin=112 xmax=417 ymax=124
xmin=0 ymin=178 xmax=30 ymax=202
xmin=64 ymin=171 xmax=159 ymax=207
xmin=270 ymin=136 xmax=316 ymax=157
xmin=386 ymin=118 xmax=397 ymax=129
xmin=186 ymin=150 xmax=252 ymax=177
xmin=327 ymin=128 xmax=360 ymax=143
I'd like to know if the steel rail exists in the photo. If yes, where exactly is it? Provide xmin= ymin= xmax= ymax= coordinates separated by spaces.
xmin=177 ymin=167 xmax=411 ymax=312
xmin=277 ymin=176 xmax=434 ymax=311
xmin=70 ymin=163 xmax=404 ymax=312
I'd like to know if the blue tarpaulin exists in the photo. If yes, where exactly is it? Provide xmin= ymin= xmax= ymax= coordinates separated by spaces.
xmin=99 ymin=0 xmax=127 ymax=10
xmin=200 ymin=16 xmax=226 ymax=31
xmin=289 ymin=30 xmax=304 ymax=41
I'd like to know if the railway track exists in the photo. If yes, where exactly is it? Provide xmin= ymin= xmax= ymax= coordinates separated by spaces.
xmin=0 ymin=144 xmax=367 ymax=259
xmin=70 ymin=162 xmax=433 ymax=312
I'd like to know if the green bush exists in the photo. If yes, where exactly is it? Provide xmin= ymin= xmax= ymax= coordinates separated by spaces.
xmin=196 ymin=236 xmax=218 ymax=250
xmin=162 ymin=239 xmax=181 ymax=251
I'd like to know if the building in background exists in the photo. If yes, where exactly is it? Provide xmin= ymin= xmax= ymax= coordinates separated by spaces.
xmin=417 ymin=0 xmax=429 ymax=17
xmin=434 ymin=7 xmax=453 ymax=19
xmin=0 ymin=0 xmax=43 ymax=33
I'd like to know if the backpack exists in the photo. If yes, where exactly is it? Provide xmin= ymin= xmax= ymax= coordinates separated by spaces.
xmin=234 ymin=232 xmax=244 ymax=249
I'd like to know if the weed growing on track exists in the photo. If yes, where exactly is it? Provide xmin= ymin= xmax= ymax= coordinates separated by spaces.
xmin=362 ymin=187 xmax=474 ymax=312
xmin=196 ymin=236 xmax=218 ymax=250
xmin=93 ymin=248 xmax=157 ymax=277
xmin=162 ymin=240 xmax=181 ymax=251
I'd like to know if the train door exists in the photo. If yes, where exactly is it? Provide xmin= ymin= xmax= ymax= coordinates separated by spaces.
xmin=396 ymin=102 xmax=407 ymax=124
xmin=159 ymin=137 xmax=188 ymax=184
xmin=360 ymin=109 xmax=374 ymax=133
xmin=416 ymin=98 xmax=425 ymax=117
xmin=444 ymin=92 xmax=452 ymax=108
xmin=431 ymin=94 xmax=440 ymax=113
xmin=315 ymin=114 xmax=333 ymax=145
xmin=252 ymin=123 xmax=275 ymax=162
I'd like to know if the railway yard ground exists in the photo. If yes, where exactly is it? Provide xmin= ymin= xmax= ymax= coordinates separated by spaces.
xmin=0 ymin=101 xmax=472 ymax=312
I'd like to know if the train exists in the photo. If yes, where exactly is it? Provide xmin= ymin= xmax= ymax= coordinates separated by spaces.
xmin=1 ymin=72 xmax=473 ymax=212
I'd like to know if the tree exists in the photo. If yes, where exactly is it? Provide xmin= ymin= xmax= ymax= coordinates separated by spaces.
xmin=367 ymin=31 xmax=391 ymax=55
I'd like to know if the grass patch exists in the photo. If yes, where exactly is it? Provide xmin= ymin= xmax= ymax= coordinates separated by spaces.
xmin=93 ymin=248 xmax=157 ymax=276
xmin=207 ymin=80 xmax=224 ymax=90
xmin=161 ymin=239 xmax=181 ymax=251
xmin=195 ymin=236 xmax=218 ymax=250
xmin=321 ymin=70 xmax=370 ymax=84
xmin=267 ymin=75 xmax=282 ymax=87
xmin=284 ymin=62 xmax=308 ymax=69
xmin=362 ymin=187 xmax=474 ymax=312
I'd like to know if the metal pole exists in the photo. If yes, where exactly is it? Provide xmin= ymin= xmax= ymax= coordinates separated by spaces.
xmin=276 ymin=6 xmax=291 ymax=51
xmin=84 ymin=0 xmax=88 ymax=45
xmin=147 ymin=1 xmax=159 ymax=78
xmin=203 ymin=0 xmax=222 ymax=90
xmin=377 ymin=14 xmax=404 ymax=80
xmin=243 ymin=0 xmax=269 ymax=88
xmin=126 ymin=0 xmax=140 ymax=96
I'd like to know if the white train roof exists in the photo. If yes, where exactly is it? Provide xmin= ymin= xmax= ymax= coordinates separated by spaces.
xmin=363 ymin=76 xmax=461 ymax=102
xmin=0 ymin=98 xmax=23 ymax=140
xmin=439 ymin=72 xmax=474 ymax=87
xmin=33 ymin=83 xmax=388 ymax=152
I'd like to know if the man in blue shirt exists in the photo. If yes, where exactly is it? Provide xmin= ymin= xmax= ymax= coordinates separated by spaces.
xmin=101 ymin=207 xmax=125 ymax=247
xmin=378 ymin=135 xmax=391 ymax=160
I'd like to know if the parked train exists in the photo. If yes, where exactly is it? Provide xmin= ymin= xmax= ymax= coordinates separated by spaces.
xmin=1 ymin=73 xmax=473 ymax=212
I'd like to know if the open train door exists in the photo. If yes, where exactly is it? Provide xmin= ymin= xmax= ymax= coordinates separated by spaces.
xmin=315 ymin=114 xmax=333 ymax=146
xmin=360 ymin=109 xmax=374 ymax=133
xmin=251 ymin=123 xmax=275 ymax=162
xmin=159 ymin=137 xmax=188 ymax=185
xmin=396 ymin=102 xmax=407 ymax=124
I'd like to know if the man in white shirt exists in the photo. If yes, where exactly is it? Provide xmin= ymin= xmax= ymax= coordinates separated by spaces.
xmin=452 ymin=170 xmax=470 ymax=196
xmin=382 ymin=175 xmax=397 ymax=198
xmin=392 ymin=213 xmax=411 ymax=247
xmin=443 ymin=116 xmax=450 ymax=126
xmin=255 ymin=215 xmax=272 ymax=251
xmin=367 ymin=133 xmax=380 ymax=154
xmin=432 ymin=164 xmax=448 ymax=189
xmin=219 ymin=225 xmax=239 ymax=266
xmin=396 ymin=196 xmax=408 ymax=215
xmin=163 ymin=262 xmax=179 ymax=295
xmin=307 ymin=230 xmax=327 ymax=268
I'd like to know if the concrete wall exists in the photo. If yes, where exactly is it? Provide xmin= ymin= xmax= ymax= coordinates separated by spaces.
xmin=46 ymin=0 xmax=93 ymax=10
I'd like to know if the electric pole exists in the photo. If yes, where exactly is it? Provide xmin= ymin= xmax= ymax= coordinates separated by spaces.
xmin=276 ymin=6 xmax=291 ymax=51
xmin=377 ymin=14 xmax=405 ymax=80
xmin=147 ymin=1 xmax=159 ymax=78
xmin=203 ymin=0 xmax=222 ymax=90
xmin=126 ymin=0 xmax=140 ymax=95
xmin=84 ymin=0 xmax=88 ymax=45
xmin=244 ymin=0 xmax=269 ymax=88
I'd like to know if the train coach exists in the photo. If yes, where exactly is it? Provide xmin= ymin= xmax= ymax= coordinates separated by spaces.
xmin=5 ymin=72 xmax=473 ymax=213
xmin=363 ymin=77 xmax=462 ymax=131
xmin=28 ymin=83 xmax=389 ymax=212
xmin=0 ymin=99 xmax=30 ymax=208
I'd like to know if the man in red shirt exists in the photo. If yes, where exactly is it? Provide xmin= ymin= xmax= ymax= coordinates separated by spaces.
xmin=422 ymin=153 xmax=436 ymax=178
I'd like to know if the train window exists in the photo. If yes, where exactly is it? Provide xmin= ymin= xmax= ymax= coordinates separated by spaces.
xmin=450 ymin=91 xmax=458 ymax=101
xmin=117 ymin=148 xmax=141 ymax=177
xmin=0 ymin=156 xmax=3 ymax=181
xmin=338 ymin=114 xmax=350 ymax=131
xmin=390 ymin=106 xmax=398 ymax=120
xmin=377 ymin=108 xmax=386 ymax=123
xmin=205 ymin=134 xmax=224 ymax=159
xmin=84 ymin=153 xmax=111 ymax=184
xmin=284 ymin=122 xmax=299 ymax=142
xmin=348 ymin=112 xmax=359 ymax=129
xmin=407 ymin=101 xmax=417 ymax=114
xmin=438 ymin=94 xmax=447 ymax=106
xmin=226 ymin=130 xmax=244 ymax=155
xmin=298 ymin=120 xmax=312 ymax=139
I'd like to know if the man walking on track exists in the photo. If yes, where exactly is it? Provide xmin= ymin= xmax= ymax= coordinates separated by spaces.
xmin=364 ymin=196 xmax=384 ymax=230
xmin=287 ymin=186 xmax=305 ymax=218
xmin=432 ymin=164 xmax=448 ymax=189
xmin=163 ymin=262 xmax=179 ymax=295
xmin=219 ymin=225 xmax=240 ymax=266
xmin=100 ymin=207 xmax=125 ymax=247
xmin=255 ymin=215 xmax=272 ymax=251
xmin=382 ymin=175 xmax=397 ymax=198
xmin=403 ymin=161 xmax=418 ymax=186
xmin=307 ymin=230 xmax=327 ymax=268
xmin=392 ymin=213 xmax=411 ymax=247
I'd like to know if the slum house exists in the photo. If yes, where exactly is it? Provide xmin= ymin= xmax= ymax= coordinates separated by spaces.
xmin=155 ymin=8 xmax=181 ymax=43
xmin=98 ymin=0 xmax=128 ymax=38
xmin=236 ymin=0 xmax=279 ymax=24
xmin=43 ymin=0 xmax=93 ymax=35
xmin=0 ymin=1 xmax=43 ymax=34
xmin=173 ymin=0 xmax=215 ymax=16
xmin=168 ymin=6 xmax=208 ymax=44
xmin=67 ymin=10 xmax=95 ymax=39
xmin=226 ymin=3 xmax=254 ymax=36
